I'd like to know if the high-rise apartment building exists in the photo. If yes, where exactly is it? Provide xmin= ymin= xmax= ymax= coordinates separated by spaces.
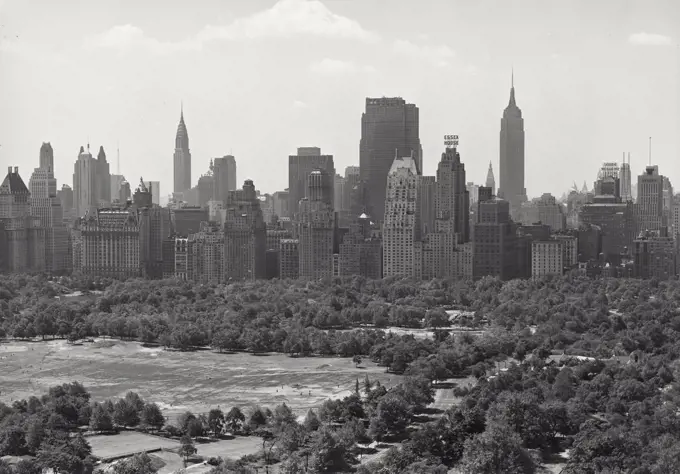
xmin=173 ymin=107 xmax=192 ymax=194
xmin=531 ymin=240 xmax=564 ymax=279
xmin=188 ymin=221 xmax=224 ymax=284
xmin=382 ymin=155 xmax=420 ymax=277
xmin=279 ymin=239 xmax=300 ymax=279
xmin=536 ymin=193 xmax=566 ymax=232
xmin=213 ymin=155 xmax=237 ymax=202
xmin=73 ymin=145 xmax=98 ymax=217
xmin=360 ymin=97 xmax=422 ymax=222
xmin=633 ymin=230 xmax=675 ymax=279
xmin=434 ymin=146 xmax=470 ymax=242
xmin=288 ymin=148 xmax=335 ymax=218
xmin=498 ymin=76 xmax=527 ymax=217
xmin=418 ymin=176 xmax=436 ymax=236
xmin=298 ymin=169 xmax=335 ymax=280
xmin=579 ymin=196 xmax=635 ymax=265
xmin=338 ymin=214 xmax=382 ymax=280
xmin=472 ymin=196 xmax=518 ymax=280
xmin=29 ymin=146 xmax=69 ymax=273
xmin=0 ymin=167 xmax=46 ymax=273
xmin=334 ymin=174 xmax=345 ymax=211
xmin=343 ymin=166 xmax=360 ymax=211
xmin=272 ymin=190 xmax=290 ymax=219
xmin=223 ymin=180 xmax=267 ymax=280
xmin=58 ymin=184 xmax=75 ymax=223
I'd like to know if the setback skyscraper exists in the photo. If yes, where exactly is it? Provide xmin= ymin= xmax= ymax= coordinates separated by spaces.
xmin=73 ymin=145 xmax=98 ymax=217
xmin=360 ymin=97 xmax=422 ymax=222
xmin=173 ymin=106 xmax=192 ymax=194
xmin=498 ymin=74 xmax=526 ymax=217
xmin=288 ymin=147 xmax=335 ymax=219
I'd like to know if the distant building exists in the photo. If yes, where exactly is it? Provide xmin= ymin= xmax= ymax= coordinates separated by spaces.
xmin=173 ymin=207 xmax=208 ymax=237
xmin=472 ymin=196 xmax=518 ymax=280
xmin=338 ymin=213 xmax=382 ymax=280
xmin=579 ymin=197 xmax=635 ymax=265
xmin=536 ymin=193 xmax=566 ymax=232
xmin=485 ymin=162 xmax=496 ymax=193
xmin=213 ymin=155 xmax=237 ymax=202
xmin=272 ymin=190 xmax=289 ymax=219
xmin=223 ymin=180 xmax=267 ymax=280
xmin=635 ymin=165 xmax=665 ymax=234
xmin=360 ymin=97 xmax=422 ymax=221
xmin=418 ymin=176 xmax=436 ymax=236
xmin=298 ymin=169 xmax=335 ymax=280
xmin=383 ymin=155 xmax=420 ymax=278
xmin=498 ymin=75 xmax=527 ymax=218
xmin=279 ymin=239 xmax=299 ymax=279
xmin=73 ymin=145 xmax=98 ymax=217
xmin=188 ymin=221 xmax=224 ymax=284
xmin=111 ymin=174 xmax=126 ymax=202
xmin=144 ymin=181 xmax=160 ymax=206
xmin=633 ymin=230 xmax=675 ymax=280
xmin=288 ymin=148 xmax=335 ymax=219
xmin=173 ymin=107 xmax=192 ymax=194
xmin=531 ymin=240 xmax=563 ymax=279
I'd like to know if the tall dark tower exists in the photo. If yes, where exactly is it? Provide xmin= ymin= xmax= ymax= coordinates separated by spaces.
xmin=359 ymin=97 xmax=422 ymax=223
xmin=173 ymin=105 xmax=192 ymax=194
xmin=96 ymin=146 xmax=111 ymax=206
xmin=498 ymin=72 xmax=526 ymax=217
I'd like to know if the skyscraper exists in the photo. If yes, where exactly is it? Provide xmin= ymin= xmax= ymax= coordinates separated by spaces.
xmin=434 ymin=145 xmax=470 ymax=242
xmin=173 ymin=107 xmax=192 ymax=194
xmin=96 ymin=146 xmax=111 ymax=207
xmin=382 ymin=154 xmax=420 ymax=277
xmin=299 ymin=169 xmax=335 ymax=280
xmin=498 ymin=74 xmax=526 ymax=217
xmin=485 ymin=162 xmax=496 ymax=192
xmin=636 ymin=165 xmax=665 ymax=234
xmin=39 ymin=142 xmax=54 ymax=171
xmin=360 ymin=97 xmax=422 ymax=222
xmin=288 ymin=147 xmax=335 ymax=218
xmin=213 ymin=155 xmax=237 ymax=202
xmin=29 ymin=144 xmax=69 ymax=273
xmin=73 ymin=145 xmax=98 ymax=217
xmin=620 ymin=153 xmax=633 ymax=202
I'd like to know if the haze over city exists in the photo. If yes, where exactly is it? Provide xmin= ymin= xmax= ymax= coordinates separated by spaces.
xmin=1 ymin=0 xmax=678 ymax=199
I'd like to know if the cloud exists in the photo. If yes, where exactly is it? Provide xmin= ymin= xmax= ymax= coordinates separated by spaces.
xmin=309 ymin=58 xmax=375 ymax=75
xmin=292 ymin=100 xmax=309 ymax=109
xmin=197 ymin=0 xmax=379 ymax=43
xmin=629 ymin=32 xmax=673 ymax=46
xmin=393 ymin=39 xmax=455 ymax=67
xmin=85 ymin=24 xmax=200 ymax=54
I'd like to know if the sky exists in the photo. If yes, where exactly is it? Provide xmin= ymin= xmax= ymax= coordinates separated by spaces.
xmin=1 ymin=0 xmax=678 ymax=201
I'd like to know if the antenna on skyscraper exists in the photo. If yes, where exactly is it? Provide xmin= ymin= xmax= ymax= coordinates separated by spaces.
xmin=648 ymin=137 xmax=652 ymax=166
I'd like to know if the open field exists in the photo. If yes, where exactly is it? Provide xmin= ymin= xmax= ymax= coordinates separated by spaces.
xmin=191 ymin=436 xmax=262 ymax=459
xmin=0 ymin=339 xmax=398 ymax=420
xmin=88 ymin=432 xmax=179 ymax=461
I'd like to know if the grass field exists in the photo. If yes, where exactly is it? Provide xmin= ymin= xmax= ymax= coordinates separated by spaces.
xmin=88 ymin=432 xmax=179 ymax=460
xmin=0 ymin=339 xmax=398 ymax=421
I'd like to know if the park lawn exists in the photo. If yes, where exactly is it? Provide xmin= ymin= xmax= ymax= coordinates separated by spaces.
xmin=192 ymin=436 xmax=262 ymax=459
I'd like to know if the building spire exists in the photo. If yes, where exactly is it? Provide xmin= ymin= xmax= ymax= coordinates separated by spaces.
xmin=180 ymin=101 xmax=184 ymax=122
xmin=508 ymin=69 xmax=516 ymax=107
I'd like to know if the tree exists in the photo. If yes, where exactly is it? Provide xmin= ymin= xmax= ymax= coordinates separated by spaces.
xmin=303 ymin=409 xmax=320 ymax=432
xmin=178 ymin=435 xmax=197 ymax=466
xmin=310 ymin=427 xmax=349 ymax=473
xmin=113 ymin=399 xmax=140 ymax=428
xmin=353 ymin=355 xmax=363 ymax=367
xmin=112 ymin=452 xmax=158 ymax=474
xmin=225 ymin=407 xmax=245 ymax=434
xmin=364 ymin=374 xmax=372 ymax=395
xmin=14 ymin=459 xmax=41 ymax=474
xmin=458 ymin=423 xmax=535 ymax=474
xmin=368 ymin=395 xmax=411 ymax=440
xmin=142 ymin=403 xmax=165 ymax=432
xmin=0 ymin=460 xmax=12 ymax=474
xmin=425 ymin=309 xmax=449 ymax=330
xmin=207 ymin=408 xmax=225 ymax=437
xmin=0 ymin=425 xmax=26 ymax=456
xmin=89 ymin=403 xmax=114 ymax=433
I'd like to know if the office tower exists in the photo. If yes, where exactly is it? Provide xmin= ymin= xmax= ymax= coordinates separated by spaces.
xmin=498 ymin=74 xmax=527 ymax=217
xmin=96 ymin=146 xmax=111 ymax=208
xmin=472 ymin=196 xmax=518 ymax=280
xmin=382 ymin=155 xmax=420 ymax=277
xmin=620 ymin=153 xmax=632 ymax=202
xmin=360 ymin=97 xmax=422 ymax=222
xmin=579 ymin=197 xmax=635 ymax=265
xmin=663 ymin=177 xmax=673 ymax=235
xmin=0 ymin=167 xmax=46 ymax=272
xmin=39 ymin=142 xmax=54 ymax=171
xmin=73 ymin=145 xmax=98 ymax=217
xmin=418 ymin=176 xmax=436 ymax=236
xmin=531 ymin=240 xmax=564 ymax=279
xmin=635 ymin=165 xmax=665 ymax=234
xmin=173 ymin=106 xmax=192 ymax=194
xmin=79 ymin=209 xmax=141 ymax=279
xmin=272 ymin=190 xmax=290 ymax=218
xmin=298 ymin=169 xmax=335 ymax=280
xmin=260 ymin=194 xmax=274 ymax=225
xmin=536 ymin=193 xmax=566 ymax=232
xmin=343 ymin=166 xmax=360 ymax=211
xmin=279 ymin=239 xmax=300 ymax=279
xmin=434 ymin=145 xmax=470 ymax=242
xmin=110 ymin=175 xmax=126 ymax=202
xmin=288 ymin=148 xmax=335 ymax=218
xmin=144 ymin=181 xmax=160 ymax=205
xmin=213 ymin=155 xmax=237 ymax=202
xmin=338 ymin=213 xmax=382 ymax=279
xmin=188 ymin=222 xmax=224 ymax=284
xmin=265 ymin=219 xmax=293 ymax=279
xmin=28 ymin=146 xmax=69 ymax=273
xmin=633 ymin=230 xmax=675 ymax=279
xmin=223 ymin=180 xmax=266 ymax=280
xmin=485 ymin=162 xmax=496 ymax=192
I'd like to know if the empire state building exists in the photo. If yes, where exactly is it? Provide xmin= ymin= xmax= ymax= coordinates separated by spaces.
xmin=173 ymin=106 xmax=192 ymax=194
xmin=498 ymin=74 xmax=526 ymax=216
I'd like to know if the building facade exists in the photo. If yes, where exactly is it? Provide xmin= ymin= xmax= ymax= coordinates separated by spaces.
xmin=298 ymin=169 xmax=335 ymax=280
xmin=288 ymin=148 xmax=335 ymax=219
xmin=498 ymin=77 xmax=527 ymax=218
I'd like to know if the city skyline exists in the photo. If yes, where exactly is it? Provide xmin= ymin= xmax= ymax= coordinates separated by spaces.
xmin=1 ymin=0 xmax=678 ymax=198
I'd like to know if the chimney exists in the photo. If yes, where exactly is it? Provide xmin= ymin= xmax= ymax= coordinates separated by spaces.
xmin=7 ymin=167 xmax=11 ymax=175
xmin=13 ymin=167 xmax=18 ymax=174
